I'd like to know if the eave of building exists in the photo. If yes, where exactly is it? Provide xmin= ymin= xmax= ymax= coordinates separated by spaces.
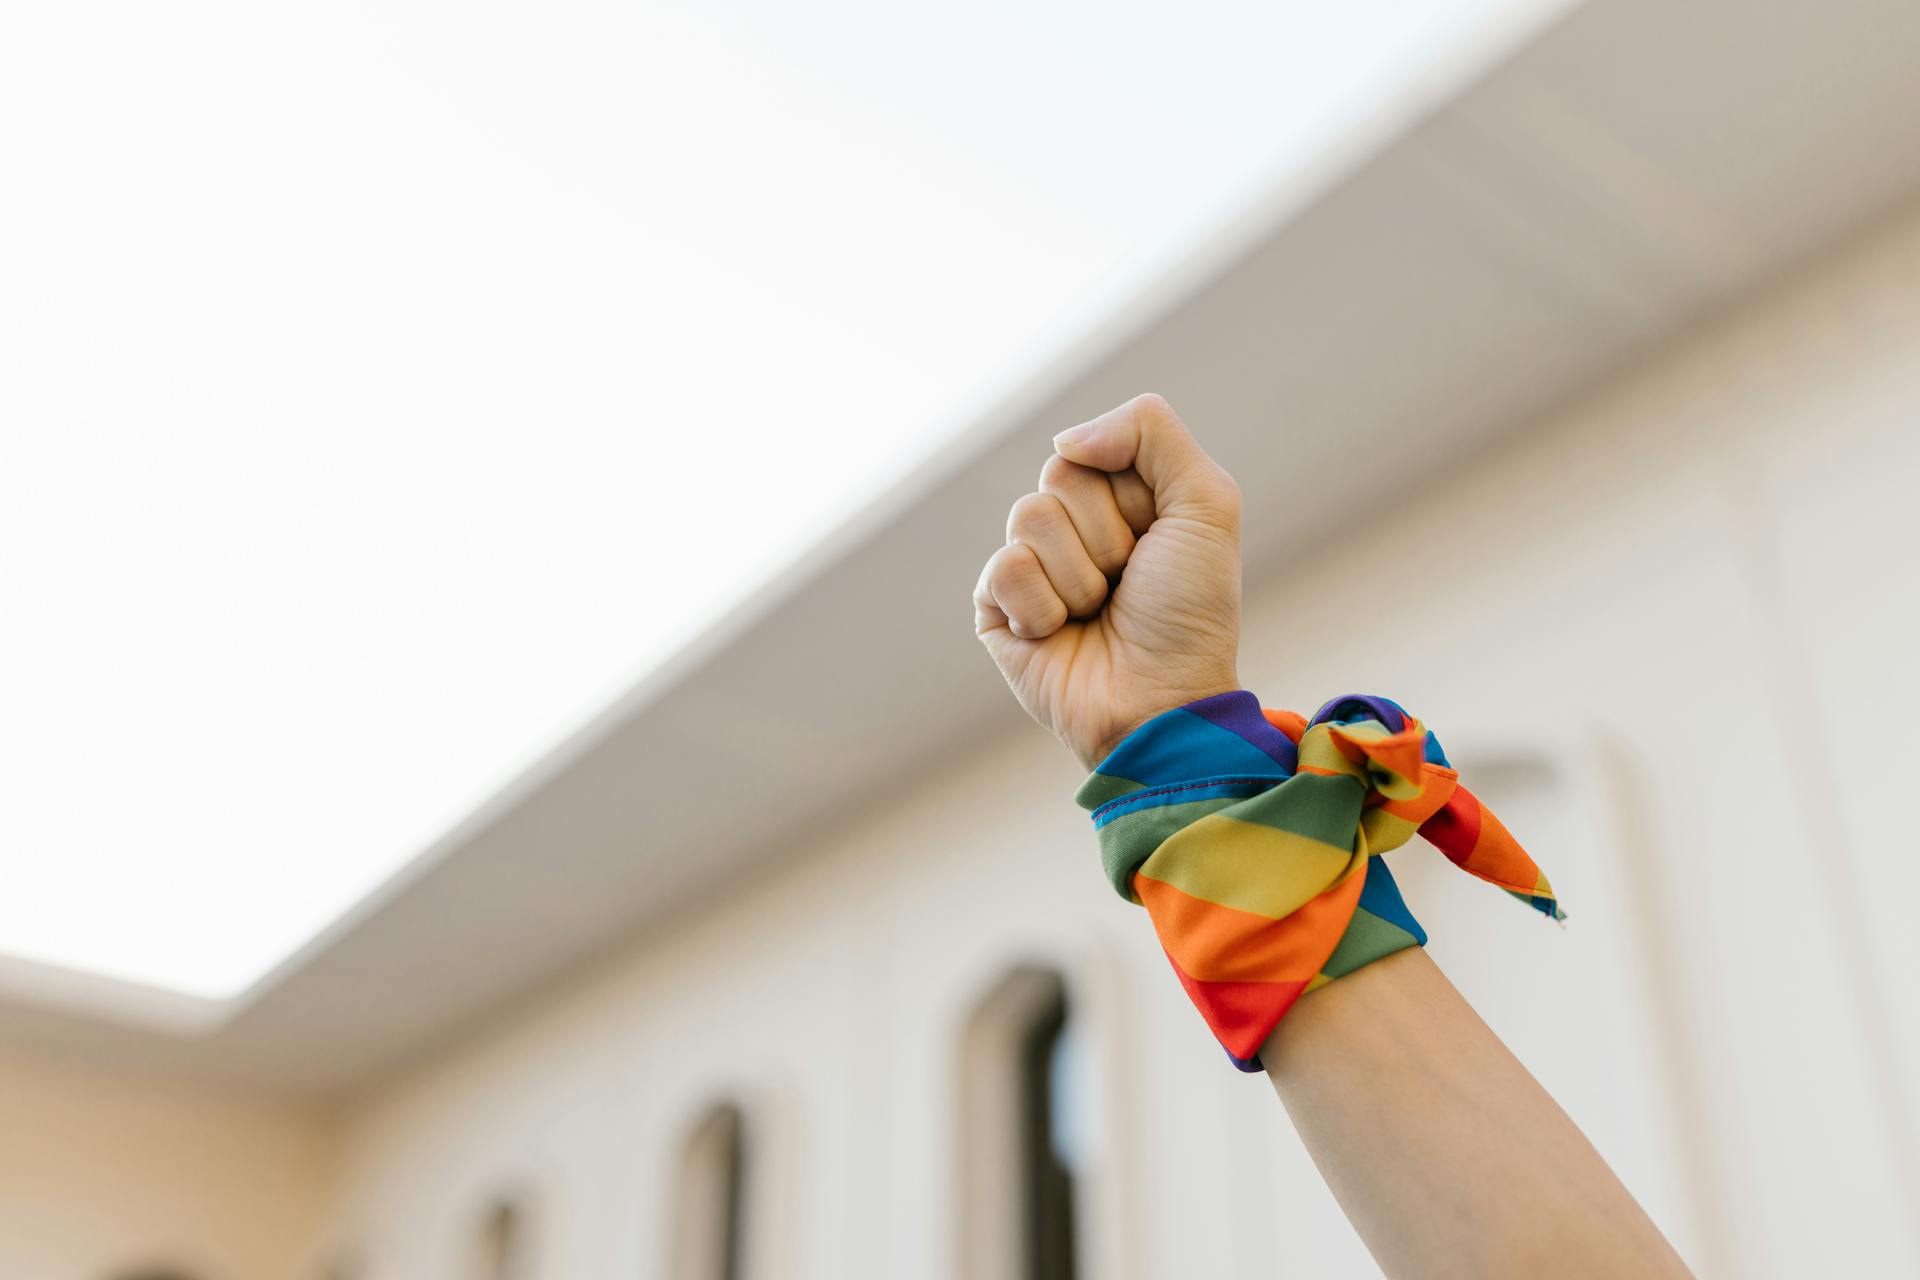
xmin=6 ymin=0 xmax=1919 ymax=1095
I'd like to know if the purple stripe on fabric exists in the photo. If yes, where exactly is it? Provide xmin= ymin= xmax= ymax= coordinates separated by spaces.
xmin=1184 ymin=690 xmax=1299 ymax=773
xmin=1309 ymin=693 xmax=1407 ymax=733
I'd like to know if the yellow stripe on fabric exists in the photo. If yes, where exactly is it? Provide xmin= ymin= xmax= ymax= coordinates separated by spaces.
xmin=1296 ymin=726 xmax=1369 ymax=782
xmin=1136 ymin=811 xmax=1352 ymax=921
xmin=1303 ymin=718 xmax=1429 ymax=800
xmin=1359 ymin=807 xmax=1422 ymax=854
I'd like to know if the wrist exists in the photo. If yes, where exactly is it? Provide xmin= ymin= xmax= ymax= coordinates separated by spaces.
xmin=1073 ymin=690 xmax=1563 ymax=1073
xmin=1079 ymin=676 xmax=1244 ymax=770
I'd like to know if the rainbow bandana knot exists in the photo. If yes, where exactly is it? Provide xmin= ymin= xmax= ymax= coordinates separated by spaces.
xmin=1075 ymin=691 xmax=1562 ymax=1071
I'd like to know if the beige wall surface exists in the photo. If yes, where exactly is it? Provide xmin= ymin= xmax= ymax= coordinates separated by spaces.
xmin=5 ymin=200 xmax=1917 ymax=1280
xmin=0 ymin=1047 xmax=333 ymax=1280
xmin=304 ymin=198 xmax=1920 ymax=1279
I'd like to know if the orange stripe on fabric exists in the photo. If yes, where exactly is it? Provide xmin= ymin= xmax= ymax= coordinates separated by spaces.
xmin=1261 ymin=708 xmax=1308 ymax=743
xmin=1328 ymin=720 xmax=1428 ymax=786
xmin=1469 ymin=799 xmax=1556 ymax=897
xmin=1375 ymin=763 xmax=1458 ymax=824
xmin=1133 ymin=860 xmax=1366 ymax=985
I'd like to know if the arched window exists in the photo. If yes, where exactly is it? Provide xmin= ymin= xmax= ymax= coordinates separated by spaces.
xmin=958 ymin=965 xmax=1082 ymax=1280
xmin=473 ymin=1197 xmax=531 ymax=1280
xmin=668 ymin=1101 xmax=750 ymax=1280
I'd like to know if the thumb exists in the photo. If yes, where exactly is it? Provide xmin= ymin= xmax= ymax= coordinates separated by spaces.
xmin=1050 ymin=393 xmax=1237 ymax=523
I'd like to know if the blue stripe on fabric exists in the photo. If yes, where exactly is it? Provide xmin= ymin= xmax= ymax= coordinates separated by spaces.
xmin=1094 ymin=704 xmax=1294 ymax=788
xmin=1355 ymin=857 xmax=1428 ymax=946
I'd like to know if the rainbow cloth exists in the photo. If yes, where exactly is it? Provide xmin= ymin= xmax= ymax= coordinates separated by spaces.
xmin=1076 ymin=691 xmax=1561 ymax=1071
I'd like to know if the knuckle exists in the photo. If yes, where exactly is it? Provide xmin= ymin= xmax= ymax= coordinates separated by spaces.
xmin=1037 ymin=452 xmax=1079 ymax=490
xmin=1063 ymin=572 xmax=1110 ymax=618
xmin=997 ymin=547 xmax=1065 ymax=627
xmin=1006 ymin=491 xmax=1060 ymax=538
xmin=1132 ymin=391 xmax=1175 ymax=420
xmin=1086 ymin=539 xmax=1133 ymax=576
xmin=972 ymin=555 xmax=999 ymax=601
xmin=1132 ymin=392 xmax=1188 ymax=436
xmin=996 ymin=540 xmax=1044 ymax=586
xmin=987 ymin=540 xmax=1029 ymax=585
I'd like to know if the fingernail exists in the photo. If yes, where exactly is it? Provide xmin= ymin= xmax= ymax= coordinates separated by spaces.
xmin=1052 ymin=423 xmax=1092 ymax=448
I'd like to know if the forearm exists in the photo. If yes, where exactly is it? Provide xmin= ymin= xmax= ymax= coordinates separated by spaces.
xmin=1262 ymin=947 xmax=1691 ymax=1279
xmin=974 ymin=398 xmax=1688 ymax=1275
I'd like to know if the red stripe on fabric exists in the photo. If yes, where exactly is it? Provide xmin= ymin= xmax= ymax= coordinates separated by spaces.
xmin=1420 ymin=784 xmax=1549 ymax=896
xmin=1161 ymin=945 xmax=1308 ymax=1062
xmin=1421 ymin=785 xmax=1483 ymax=868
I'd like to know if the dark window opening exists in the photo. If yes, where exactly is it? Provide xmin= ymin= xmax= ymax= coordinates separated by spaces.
xmin=1018 ymin=982 xmax=1079 ymax=1280
xmin=476 ymin=1198 xmax=529 ymax=1280
xmin=959 ymin=965 xmax=1084 ymax=1280
xmin=672 ymin=1101 xmax=749 ymax=1280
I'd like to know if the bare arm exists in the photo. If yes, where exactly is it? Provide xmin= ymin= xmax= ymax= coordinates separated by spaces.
xmin=973 ymin=394 xmax=1691 ymax=1277
xmin=1264 ymin=947 xmax=1690 ymax=1278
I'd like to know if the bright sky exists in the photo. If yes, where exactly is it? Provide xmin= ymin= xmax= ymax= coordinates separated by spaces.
xmin=0 ymin=0 xmax=1556 ymax=1000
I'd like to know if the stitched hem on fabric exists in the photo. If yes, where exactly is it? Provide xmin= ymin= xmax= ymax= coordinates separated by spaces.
xmin=1088 ymin=775 xmax=1281 ymax=824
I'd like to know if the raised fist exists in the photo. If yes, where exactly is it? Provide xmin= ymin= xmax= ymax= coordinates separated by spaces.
xmin=972 ymin=394 xmax=1243 ymax=768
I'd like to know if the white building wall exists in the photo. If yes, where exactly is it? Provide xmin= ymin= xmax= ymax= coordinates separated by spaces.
xmin=307 ymin=196 xmax=1920 ymax=1279
xmin=0 ymin=1047 xmax=333 ymax=1280
xmin=4 ymin=195 xmax=1915 ymax=1280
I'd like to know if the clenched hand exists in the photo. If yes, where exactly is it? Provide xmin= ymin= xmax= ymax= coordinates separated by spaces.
xmin=972 ymin=394 xmax=1244 ymax=769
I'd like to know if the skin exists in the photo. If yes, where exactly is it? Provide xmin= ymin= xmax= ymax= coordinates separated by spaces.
xmin=973 ymin=394 xmax=1693 ymax=1278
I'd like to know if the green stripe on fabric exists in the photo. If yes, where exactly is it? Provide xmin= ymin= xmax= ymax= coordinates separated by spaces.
xmin=1320 ymin=904 xmax=1421 ymax=979
xmin=1135 ymin=813 xmax=1353 ymax=920
xmin=1075 ymin=772 xmax=1144 ymax=810
xmin=1095 ymin=795 xmax=1243 ymax=898
xmin=1226 ymin=772 xmax=1367 ymax=849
